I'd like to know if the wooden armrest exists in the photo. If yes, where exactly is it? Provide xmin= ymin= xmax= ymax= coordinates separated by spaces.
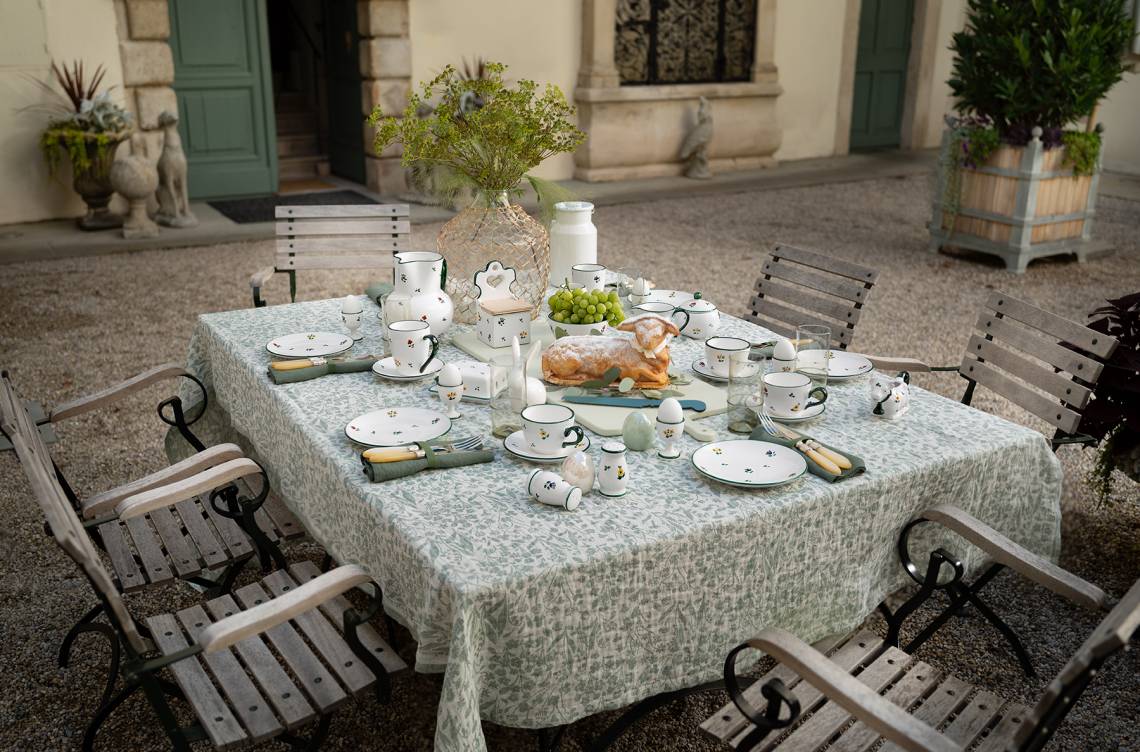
xmin=114 ymin=458 xmax=264 ymax=521
xmin=920 ymin=505 xmax=1110 ymax=611
xmin=82 ymin=443 xmax=243 ymax=519
xmin=197 ymin=565 xmax=372 ymax=654
xmin=746 ymin=629 xmax=961 ymax=752
xmin=49 ymin=363 xmax=193 ymax=423
xmin=249 ymin=266 xmax=276 ymax=289
xmin=865 ymin=355 xmax=936 ymax=373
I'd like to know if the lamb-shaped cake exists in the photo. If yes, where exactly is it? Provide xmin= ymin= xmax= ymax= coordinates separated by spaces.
xmin=542 ymin=314 xmax=681 ymax=389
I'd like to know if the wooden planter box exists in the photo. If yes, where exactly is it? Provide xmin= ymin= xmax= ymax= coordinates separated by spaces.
xmin=929 ymin=126 xmax=1103 ymax=273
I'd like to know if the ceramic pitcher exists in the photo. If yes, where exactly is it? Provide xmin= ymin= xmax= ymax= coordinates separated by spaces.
xmin=548 ymin=201 xmax=597 ymax=288
xmin=386 ymin=251 xmax=454 ymax=337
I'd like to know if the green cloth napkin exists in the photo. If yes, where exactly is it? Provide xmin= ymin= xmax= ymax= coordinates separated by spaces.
xmin=747 ymin=428 xmax=866 ymax=483
xmin=360 ymin=440 xmax=494 ymax=482
xmin=365 ymin=281 xmax=394 ymax=306
xmin=267 ymin=355 xmax=379 ymax=385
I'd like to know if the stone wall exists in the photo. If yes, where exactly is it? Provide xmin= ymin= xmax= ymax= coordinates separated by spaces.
xmin=358 ymin=0 xmax=411 ymax=194
xmin=113 ymin=0 xmax=176 ymax=161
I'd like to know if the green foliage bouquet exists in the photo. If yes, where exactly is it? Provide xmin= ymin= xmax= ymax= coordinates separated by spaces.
xmin=369 ymin=62 xmax=585 ymax=212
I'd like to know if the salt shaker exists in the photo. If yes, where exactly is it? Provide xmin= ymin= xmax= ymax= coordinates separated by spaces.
xmin=597 ymin=441 xmax=629 ymax=498
xmin=527 ymin=469 xmax=582 ymax=510
xmin=341 ymin=295 xmax=364 ymax=341
xmin=436 ymin=363 xmax=464 ymax=419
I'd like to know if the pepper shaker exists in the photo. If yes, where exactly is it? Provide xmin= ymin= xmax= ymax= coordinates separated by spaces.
xmin=597 ymin=441 xmax=629 ymax=498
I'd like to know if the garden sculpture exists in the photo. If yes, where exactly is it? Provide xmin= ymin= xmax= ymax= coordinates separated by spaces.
xmin=110 ymin=132 xmax=159 ymax=239
xmin=680 ymin=96 xmax=713 ymax=179
xmin=155 ymin=111 xmax=197 ymax=228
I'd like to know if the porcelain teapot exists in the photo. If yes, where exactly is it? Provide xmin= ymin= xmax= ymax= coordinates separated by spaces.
xmin=871 ymin=371 xmax=911 ymax=420
xmin=384 ymin=251 xmax=454 ymax=337
xmin=676 ymin=293 xmax=721 ymax=339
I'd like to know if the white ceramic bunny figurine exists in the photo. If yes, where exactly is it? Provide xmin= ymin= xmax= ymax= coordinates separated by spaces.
xmin=871 ymin=371 xmax=911 ymax=420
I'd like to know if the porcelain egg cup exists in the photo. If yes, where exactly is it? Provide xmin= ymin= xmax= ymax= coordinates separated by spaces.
xmin=437 ymin=363 xmax=464 ymax=419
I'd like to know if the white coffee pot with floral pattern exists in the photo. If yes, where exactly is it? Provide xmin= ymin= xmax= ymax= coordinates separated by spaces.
xmin=385 ymin=251 xmax=454 ymax=337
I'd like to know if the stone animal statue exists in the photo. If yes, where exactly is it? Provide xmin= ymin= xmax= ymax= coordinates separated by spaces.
xmin=871 ymin=370 xmax=911 ymax=420
xmin=110 ymin=132 xmax=159 ymax=239
xmin=680 ymin=96 xmax=713 ymax=179
xmin=155 ymin=111 xmax=197 ymax=228
xmin=542 ymin=314 xmax=682 ymax=389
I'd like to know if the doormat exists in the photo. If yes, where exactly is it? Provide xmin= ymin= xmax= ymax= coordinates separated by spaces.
xmin=208 ymin=189 xmax=379 ymax=224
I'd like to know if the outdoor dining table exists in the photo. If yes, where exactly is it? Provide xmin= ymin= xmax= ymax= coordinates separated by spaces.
xmin=168 ymin=294 xmax=1063 ymax=752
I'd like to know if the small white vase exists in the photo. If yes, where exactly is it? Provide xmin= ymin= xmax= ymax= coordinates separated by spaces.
xmin=548 ymin=201 xmax=597 ymax=289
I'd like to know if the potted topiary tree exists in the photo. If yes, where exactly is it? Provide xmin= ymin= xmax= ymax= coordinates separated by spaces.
xmin=930 ymin=0 xmax=1134 ymax=272
xmin=370 ymin=61 xmax=585 ymax=323
xmin=35 ymin=61 xmax=132 ymax=230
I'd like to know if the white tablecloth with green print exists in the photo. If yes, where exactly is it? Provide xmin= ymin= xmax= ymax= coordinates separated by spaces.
xmin=168 ymin=296 xmax=1062 ymax=752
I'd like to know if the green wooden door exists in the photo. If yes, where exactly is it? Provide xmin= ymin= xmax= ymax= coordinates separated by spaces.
xmin=850 ymin=0 xmax=914 ymax=150
xmin=323 ymin=0 xmax=365 ymax=183
xmin=169 ymin=0 xmax=277 ymax=198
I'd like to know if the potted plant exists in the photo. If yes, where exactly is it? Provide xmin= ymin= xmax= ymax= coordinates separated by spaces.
xmin=930 ymin=0 xmax=1134 ymax=272
xmin=370 ymin=61 xmax=585 ymax=323
xmin=36 ymin=61 xmax=132 ymax=230
xmin=1081 ymin=292 xmax=1140 ymax=504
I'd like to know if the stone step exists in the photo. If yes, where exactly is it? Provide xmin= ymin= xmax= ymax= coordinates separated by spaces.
xmin=279 ymin=154 xmax=331 ymax=180
xmin=277 ymin=133 xmax=320 ymax=158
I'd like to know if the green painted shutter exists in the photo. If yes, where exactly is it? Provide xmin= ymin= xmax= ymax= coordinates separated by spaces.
xmin=169 ymin=0 xmax=277 ymax=198
xmin=324 ymin=0 xmax=366 ymax=184
xmin=850 ymin=0 xmax=914 ymax=150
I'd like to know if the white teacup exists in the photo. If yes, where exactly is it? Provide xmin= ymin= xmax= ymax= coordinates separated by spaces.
xmin=633 ymin=301 xmax=690 ymax=331
xmin=387 ymin=320 xmax=439 ymax=375
xmin=571 ymin=263 xmax=607 ymax=292
xmin=704 ymin=336 xmax=751 ymax=378
xmin=521 ymin=404 xmax=586 ymax=455
xmin=762 ymin=371 xmax=828 ymax=417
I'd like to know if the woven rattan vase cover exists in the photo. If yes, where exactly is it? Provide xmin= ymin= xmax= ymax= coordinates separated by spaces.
xmin=437 ymin=198 xmax=550 ymax=324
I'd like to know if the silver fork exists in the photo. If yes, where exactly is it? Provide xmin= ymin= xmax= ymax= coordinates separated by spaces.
xmin=756 ymin=403 xmax=781 ymax=438
xmin=434 ymin=435 xmax=484 ymax=452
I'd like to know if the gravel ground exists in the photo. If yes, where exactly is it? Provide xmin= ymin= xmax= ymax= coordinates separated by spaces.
xmin=1 ymin=173 xmax=1138 ymax=751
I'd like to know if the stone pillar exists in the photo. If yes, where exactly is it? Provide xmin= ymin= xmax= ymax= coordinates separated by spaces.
xmin=114 ymin=0 xmax=176 ymax=159
xmin=577 ymin=0 xmax=621 ymax=88
xmin=358 ymin=0 xmax=411 ymax=194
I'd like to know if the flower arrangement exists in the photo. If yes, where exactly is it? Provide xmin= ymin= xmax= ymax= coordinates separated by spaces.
xmin=369 ymin=61 xmax=585 ymax=214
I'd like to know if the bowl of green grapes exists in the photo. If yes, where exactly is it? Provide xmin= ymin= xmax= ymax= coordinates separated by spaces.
xmin=547 ymin=285 xmax=626 ymax=339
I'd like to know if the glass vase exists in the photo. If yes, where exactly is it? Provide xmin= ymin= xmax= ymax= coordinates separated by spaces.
xmin=436 ymin=190 xmax=550 ymax=324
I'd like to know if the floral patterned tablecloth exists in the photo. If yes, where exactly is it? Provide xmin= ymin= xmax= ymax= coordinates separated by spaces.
xmin=169 ymin=296 xmax=1062 ymax=752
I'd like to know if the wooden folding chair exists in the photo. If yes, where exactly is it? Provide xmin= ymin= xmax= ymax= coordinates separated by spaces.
xmin=745 ymin=244 xmax=880 ymax=350
xmin=250 ymin=204 xmax=409 ymax=307
xmin=2 ymin=380 xmax=406 ymax=751
xmin=865 ymin=292 xmax=1120 ymax=675
xmin=705 ymin=576 xmax=1139 ymax=752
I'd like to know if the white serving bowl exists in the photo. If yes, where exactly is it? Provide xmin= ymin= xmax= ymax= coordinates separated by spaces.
xmin=548 ymin=315 xmax=610 ymax=339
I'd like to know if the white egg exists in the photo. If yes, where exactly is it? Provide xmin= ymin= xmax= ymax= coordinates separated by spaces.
xmin=773 ymin=338 xmax=796 ymax=361
xmin=561 ymin=451 xmax=595 ymax=493
xmin=437 ymin=363 xmax=462 ymax=387
xmin=657 ymin=397 xmax=683 ymax=423
xmin=340 ymin=294 xmax=364 ymax=314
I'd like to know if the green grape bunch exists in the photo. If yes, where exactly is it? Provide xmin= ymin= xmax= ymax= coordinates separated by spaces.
xmin=547 ymin=285 xmax=626 ymax=327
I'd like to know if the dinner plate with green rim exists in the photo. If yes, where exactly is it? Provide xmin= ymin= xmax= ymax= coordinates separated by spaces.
xmin=691 ymin=440 xmax=807 ymax=489
xmin=795 ymin=350 xmax=874 ymax=380
xmin=644 ymin=289 xmax=695 ymax=305
xmin=345 ymin=407 xmax=451 ymax=447
xmin=266 ymin=332 xmax=354 ymax=359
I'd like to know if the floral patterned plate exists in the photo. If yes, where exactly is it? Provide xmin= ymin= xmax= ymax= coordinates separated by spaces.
xmin=691 ymin=440 xmax=807 ymax=489
xmin=691 ymin=358 xmax=761 ymax=383
xmin=504 ymin=431 xmax=591 ymax=463
xmin=795 ymin=350 xmax=874 ymax=380
xmin=344 ymin=407 xmax=451 ymax=447
xmin=266 ymin=332 xmax=353 ymax=359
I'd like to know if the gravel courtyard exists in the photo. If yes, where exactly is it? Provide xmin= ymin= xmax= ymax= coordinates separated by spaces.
xmin=1 ymin=173 xmax=1138 ymax=751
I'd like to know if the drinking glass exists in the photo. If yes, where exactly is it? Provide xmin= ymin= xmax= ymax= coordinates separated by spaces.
xmin=726 ymin=360 xmax=763 ymax=434
xmin=796 ymin=324 xmax=832 ymax=388
xmin=489 ymin=353 xmax=521 ymax=439
xmin=614 ymin=266 xmax=640 ymax=301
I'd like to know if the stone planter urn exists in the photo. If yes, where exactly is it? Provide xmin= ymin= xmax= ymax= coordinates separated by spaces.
xmin=70 ymin=131 xmax=129 ymax=231
xmin=930 ymin=124 xmax=1104 ymax=273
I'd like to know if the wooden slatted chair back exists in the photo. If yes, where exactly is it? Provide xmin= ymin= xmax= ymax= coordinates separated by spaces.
xmin=275 ymin=204 xmax=409 ymax=273
xmin=1015 ymin=577 xmax=1140 ymax=751
xmin=745 ymin=244 xmax=879 ymax=349
xmin=0 ymin=372 xmax=148 ymax=655
xmin=960 ymin=292 xmax=1118 ymax=437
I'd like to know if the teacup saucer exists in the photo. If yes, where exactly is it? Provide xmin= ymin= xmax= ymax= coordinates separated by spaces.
xmin=767 ymin=402 xmax=827 ymax=424
xmin=372 ymin=357 xmax=444 ymax=381
xmin=692 ymin=358 xmax=760 ymax=382
xmin=503 ymin=430 xmax=591 ymax=463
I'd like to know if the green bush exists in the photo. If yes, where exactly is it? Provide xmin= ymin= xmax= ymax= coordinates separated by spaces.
xmin=948 ymin=0 xmax=1134 ymax=141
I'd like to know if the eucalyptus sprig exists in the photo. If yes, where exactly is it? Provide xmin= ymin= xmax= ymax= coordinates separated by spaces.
xmin=369 ymin=62 xmax=585 ymax=203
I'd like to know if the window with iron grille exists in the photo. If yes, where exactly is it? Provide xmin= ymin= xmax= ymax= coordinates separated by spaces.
xmin=615 ymin=0 xmax=757 ymax=85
